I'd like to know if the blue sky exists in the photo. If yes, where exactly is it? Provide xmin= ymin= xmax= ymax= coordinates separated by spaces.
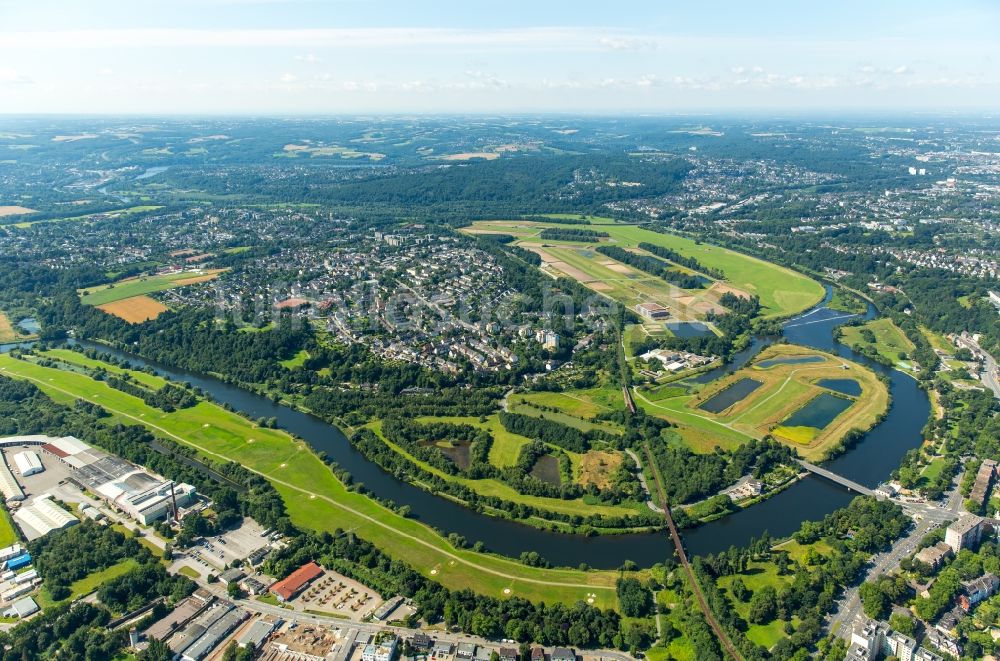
xmin=1 ymin=0 xmax=999 ymax=114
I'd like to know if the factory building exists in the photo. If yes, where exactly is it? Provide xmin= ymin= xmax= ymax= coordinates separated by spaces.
xmin=13 ymin=494 xmax=79 ymax=540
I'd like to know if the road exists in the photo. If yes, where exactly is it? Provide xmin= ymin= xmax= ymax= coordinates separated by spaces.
xmin=954 ymin=334 xmax=1000 ymax=399
xmin=827 ymin=473 xmax=963 ymax=638
xmin=623 ymin=449 xmax=663 ymax=513
xmin=187 ymin=575 xmax=637 ymax=661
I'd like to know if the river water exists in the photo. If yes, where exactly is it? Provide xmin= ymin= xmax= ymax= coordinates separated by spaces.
xmin=63 ymin=288 xmax=926 ymax=569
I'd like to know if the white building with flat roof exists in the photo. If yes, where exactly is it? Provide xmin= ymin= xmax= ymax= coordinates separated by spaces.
xmin=96 ymin=470 xmax=196 ymax=525
xmin=13 ymin=451 xmax=42 ymax=477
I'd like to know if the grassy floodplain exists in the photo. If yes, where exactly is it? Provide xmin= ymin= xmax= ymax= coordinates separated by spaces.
xmin=462 ymin=219 xmax=824 ymax=319
xmin=840 ymin=318 xmax=917 ymax=370
xmin=366 ymin=419 xmax=641 ymax=522
xmin=0 ymin=350 xmax=622 ymax=608
xmin=79 ymin=269 xmax=226 ymax=306
xmin=634 ymin=344 xmax=889 ymax=460
xmin=10 ymin=205 xmax=162 ymax=229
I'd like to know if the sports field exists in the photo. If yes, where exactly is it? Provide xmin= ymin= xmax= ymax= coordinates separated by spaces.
xmin=96 ymin=295 xmax=170 ymax=323
xmin=0 ymin=352 xmax=621 ymax=608
xmin=634 ymin=344 xmax=888 ymax=460
xmin=80 ymin=269 xmax=225 ymax=306
xmin=463 ymin=219 xmax=823 ymax=319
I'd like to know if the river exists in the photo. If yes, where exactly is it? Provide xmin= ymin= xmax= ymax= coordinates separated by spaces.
xmin=62 ymin=287 xmax=925 ymax=569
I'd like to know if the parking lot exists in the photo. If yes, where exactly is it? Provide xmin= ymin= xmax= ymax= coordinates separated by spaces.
xmin=4 ymin=446 xmax=74 ymax=499
xmin=289 ymin=569 xmax=383 ymax=617
xmin=187 ymin=518 xmax=272 ymax=570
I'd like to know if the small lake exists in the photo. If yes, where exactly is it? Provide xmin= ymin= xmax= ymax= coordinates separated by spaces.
xmin=781 ymin=392 xmax=853 ymax=429
xmin=757 ymin=354 xmax=825 ymax=369
xmin=699 ymin=377 xmax=764 ymax=414
xmin=530 ymin=455 xmax=561 ymax=486
xmin=16 ymin=318 xmax=40 ymax=334
xmin=667 ymin=322 xmax=713 ymax=339
xmin=818 ymin=378 xmax=862 ymax=397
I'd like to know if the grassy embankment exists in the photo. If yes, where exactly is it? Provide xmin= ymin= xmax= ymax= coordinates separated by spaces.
xmin=634 ymin=344 xmax=889 ymax=461
xmin=0 ymin=351 xmax=622 ymax=608
xmin=462 ymin=219 xmax=824 ymax=320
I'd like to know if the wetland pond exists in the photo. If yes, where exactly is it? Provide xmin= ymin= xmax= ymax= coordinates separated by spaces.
xmin=699 ymin=377 xmax=764 ymax=413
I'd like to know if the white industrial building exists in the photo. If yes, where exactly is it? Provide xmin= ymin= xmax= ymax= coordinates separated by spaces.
xmin=13 ymin=451 xmax=42 ymax=477
xmin=0 ymin=456 xmax=23 ymax=502
xmin=96 ymin=470 xmax=197 ymax=525
xmin=3 ymin=596 xmax=38 ymax=619
xmin=13 ymin=494 xmax=79 ymax=540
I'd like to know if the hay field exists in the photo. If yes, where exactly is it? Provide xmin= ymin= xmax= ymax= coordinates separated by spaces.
xmin=96 ymin=295 xmax=169 ymax=323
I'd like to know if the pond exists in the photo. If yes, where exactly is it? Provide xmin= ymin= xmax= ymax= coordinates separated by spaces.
xmin=698 ymin=377 xmax=764 ymax=414
xmin=666 ymin=322 xmax=713 ymax=339
xmin=756 ymin=354 xmax=825 ymax=369
xmin=818 ymin=378 xmax=862 ymax=397
xmin=530 ymin=455 xmax=561 ymax=486
xmin=781 ymin=392 xmax=853 ymax=430
xmin=421 ymin=440 xmax=471 ymax=471
xmin=16 ymin=318 xmax=40 ymax=334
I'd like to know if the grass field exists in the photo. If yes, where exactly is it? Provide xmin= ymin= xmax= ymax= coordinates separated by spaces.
xmin=0 ymin=506 xmax=19 ymax=547
xmin=463 ymin=220 xmax=823 ymax=319
xmin=841 ymin=318 xmax=916 ymax=369
xmin=0 ymin=352 xmax=622 ymax=607
xmin=80 ymin=269 xmax=225 ymax=306
xmin=96 ymin=295 xmax=170 ymax=323
xmin=634 ymin=344 xmax=888 ymax=460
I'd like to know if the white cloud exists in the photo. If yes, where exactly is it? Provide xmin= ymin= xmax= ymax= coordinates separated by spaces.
xmin=294 ymin=53 xmax=321 ymax=63
xmin=0 ymin=67 xmax=31 ymax=84
xmin=279 ymin=72 xmax=297 ymax=83
xmin=893 ymin=65 xmax=912 ymax=75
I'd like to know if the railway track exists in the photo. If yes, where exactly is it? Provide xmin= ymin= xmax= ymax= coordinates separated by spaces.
xmin=643 ymin=443 xmax=743 ymax=661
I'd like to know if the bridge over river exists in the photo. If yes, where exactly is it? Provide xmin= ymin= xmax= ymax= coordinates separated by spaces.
xmin=795 ymin=459 xmax=877 ymax=497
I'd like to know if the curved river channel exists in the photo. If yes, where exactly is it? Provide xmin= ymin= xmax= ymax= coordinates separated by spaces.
xmin=43 ymin=287 xmax=926 ymax=570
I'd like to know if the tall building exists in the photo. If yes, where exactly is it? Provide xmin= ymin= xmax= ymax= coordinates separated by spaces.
xmin=945 ymin=514 xmax=984 ymax=553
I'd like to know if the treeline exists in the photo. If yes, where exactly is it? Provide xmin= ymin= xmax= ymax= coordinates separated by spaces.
xmin=263 ymin=529 xmax=635 ymax=649
xmin=102 ymin=374 xmax=197 ymax=412
xmin=498 ymin=411 xmax=615 ymax=453
xmin=539 ymin=228 xmax=610 ymax=242
xmin=595 ymin=245 xmax=706 ymax=289
xmin=646 ymin=438 xmax=795 ymax=506
xmin=637 ymin=242 xmax=724 ymax=279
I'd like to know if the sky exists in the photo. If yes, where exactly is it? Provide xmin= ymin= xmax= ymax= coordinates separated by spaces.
xmin=1 ymin=0 xmax=999 ymax=115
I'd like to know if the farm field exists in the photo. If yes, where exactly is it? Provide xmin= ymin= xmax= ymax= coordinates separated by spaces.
xmin=0 ymin=312 xmax=26 ymax=344
xmin=0 ymin=352 xmax=622 ymax=608
xmin=0 ymin=205 xmax=35 ymax=217
xmin=96 ymin=295 xmax=170 ymax=323
xmin=634 ymin=344 xmax=888 ymax=460
xmin=79 ymin=268 xmax=226 ymax=306
xmin=840 ymin=318 xmax=916 ymax=369
xmin=462 ymin=219 xmax=823 ymax=319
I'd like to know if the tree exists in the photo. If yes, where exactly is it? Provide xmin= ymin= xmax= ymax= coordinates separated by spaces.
xmin=730 ymin=577 xmax=750 ymax=602
xmin=859 ymin=582 xmax=889 ymax=620
xmin=139 ymin=639 xmax=174 ymax=661
xmin=747 ymin=585 xmax=778 ymax=624
xmin=889 ymin=612 xmax=915 ymax=637
xmin=616 ymin=577 xmax=652 ymax=617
